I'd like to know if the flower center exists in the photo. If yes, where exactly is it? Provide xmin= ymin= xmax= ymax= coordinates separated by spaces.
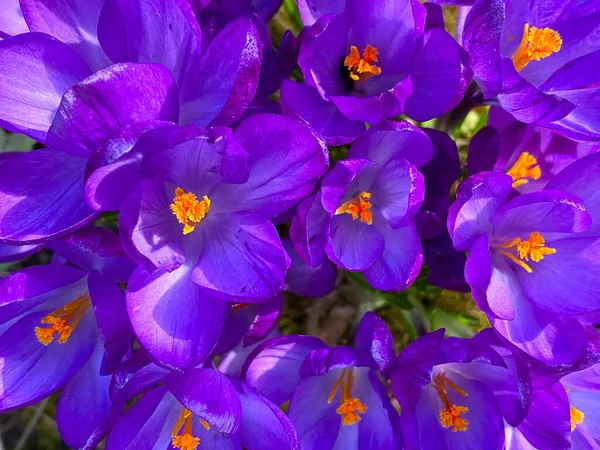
xmin=170 ymin=187 xmax=211 ymax=235
xmin=499 ymin=231 xmax=556 ymax=273
xmin=570 ymin=405 xmax=584 ymax=431
xmin=328 ymin=368 xmax=367 ymax=426
xmin=506 ymin=152 xmax=541 ymax=188
xmin=35 ymin=294 xmax=91 ymax=346
xmin=433 ymin=372 xmax=469 ymax=432
xmin=344 ymin=45 xmax=382 ymax=82
xmin=512 ymin=24 xmax=562 ymax=72
xmin=335 ymin=191 xmax=373 ymax=225
xmin=171 ymin=408 xmax=210 ymax=450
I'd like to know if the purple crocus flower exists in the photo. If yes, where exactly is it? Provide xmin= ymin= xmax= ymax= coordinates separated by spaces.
xmin=290 ymin=121 xmax=433 ymax=291
xmin=392 ymin=329 xmax=531 ymax=450
xmin=561 ymin=364 xmax=600 ymax=448
xmin=118 ymin=114 xmax=328 ymax=370
xmin=462 ymin=0 xmax=600 ymax=141
xmin=244 ymin=311 xmax=402 ymax=449
xmin=282 ymin=0 xmax=471 ymax=144
xmin=0 ymin=0 xmax=263 ymax=243
xmin=449 ymin=152 xmax=600 ymax=364
xmin=0 ymin=227 xmax=134 ymax=448
xmin=468 ymin=108 xmax=600 ymax=193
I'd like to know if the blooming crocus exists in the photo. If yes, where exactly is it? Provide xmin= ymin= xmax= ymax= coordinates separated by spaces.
xmin=468 ymin=108 xmax=599 ymax=193
xmin=0 ymin=0 xmax=263 ymax=243
xmin=281 ymin=0 xmax=471 ymax=144
xmin=391 ymin=329 xmax=531 ymax=450
xmin=449 ymin=157 xmax=600 ymax=364
xmin=106 ymin=327 xmax=299 ymax=450
xmin=244 ymin=311 xmax=402 ymax=449
xmin=462 ymin=0 xmax=600 ymax=141
xmin=118 ymin=114 xmax=327 ymax=370
xmin=0 ymin=227 xmax=134 ymax=448
xmin=290 ymin=121 xmax=432 ymax=291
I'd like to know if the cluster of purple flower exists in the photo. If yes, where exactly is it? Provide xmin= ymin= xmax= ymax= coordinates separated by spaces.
xmin=0 ymin=0 xmax=599 ymax=448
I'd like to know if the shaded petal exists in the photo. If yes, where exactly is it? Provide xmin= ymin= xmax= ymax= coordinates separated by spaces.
xmin=0 ymin=242 xmax=42 ymax=264
xmin=354 ymin=311 xmax=395 ymax=373
xmin=447 ymin=172 xmax=513 ymax=251
xmin=405 ymin=28 xmax=471 ymax=122
xmin=363 ymin=221 xmax=423 ymax=292
xmin=233 ymin=379 xmax=300 ymax=450
xmin=88 ymin=271 xmax=132 ymax=375
xmin=191 ymin=218 xmax=289 ymax=301
xmin=56 ymin=344 xmax=120 ymax=449
xmin=98 ymin=0 xmax=201 ymax=86
xmin=283 ymin=238 xmax=337 ymax=298
xmin=0 ymin=32 xmax=91 ymax=142
xmin=109 ymin=350 xmax=169 ymax=403
xmin=21 ymin=0 xmax=110 ymax=71
xmin=289 ymin=192 xmax=329 ymax=268
xmin=126 ymin=265 xmax=227 ymax=371
xmin=225 ymin=113 xmax=329 ymax=219
xmin=280 ymin=79 xmax=365 ymax=146
xmin=166 ymin=368 xmax=242 ymax=433
xmin=48 ymin=227 xmax=135 ymax=283
xmin=467 ymin=126 xmax=502 ymax=175
xmin=0 ymin=149 xmax=95 ymax=244
xmin=300 ymin=346 xmax=357 ymax=377
xmin=48 ymin=63 xmax=180 ymax=158
xmin=243 ymin=335 xmax=326 ymax=404
xmin=180 ymin=18 xmax=262 ymax=128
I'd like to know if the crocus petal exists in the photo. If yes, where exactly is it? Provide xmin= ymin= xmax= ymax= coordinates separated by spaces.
xmin=0 ymin=0 xmax=28 ymax=38
xmin=0 ymin=32 xmax=91 ymax=142
xmin=467 ymin=126 xmax=502 ymax=175
xmin=0 ymin=308 xmax=97 ymax=411
xmin=0 ymin=242 xmax=42 ymax=264
xmin=363 ymin=221 xmax=423 ymax=292
xmin=297 ymin=0 xmax=345 ymax=26
xmin=47 ymin=63 xmax=180 ymax=158
xmin=21 ymin=0 xmax=111 ymax=71
xmin=0 ymin=149 xmax=95 ymax=244
xmin=233 ymin=379 xmax=300 ymax=450
xmin=126 ymin=264 xmax=227 ymax=371
xmin=289 ymin=192 xmax=329 ymax=268
xmin=301 ymin=346 xmax=357 ymax=377
xmin=47 ymin=227 xmax=135 ymax=283
xmin=191 ymin=218 xmax=289 ymax=301
xmin=283 ymin=237 xmax=337 ymax=298
xmin=280 ymin=79 xmax=366 ymax=146
xmin=166 ymin=368 xmax=242 ymax=434
xmin=546 ymin=152 xmax=600 ymax=232
xmin=98 ymin=0 xmax=201 ymax=87
xmin=244 ymin=335 xmax=326 ymax=405
xmin=179 ymin=18 xmax=262 ymax=128
xmin=447 ymin=172 xmax=513 ymax=251
xmin=56 ymin=344 xmax=119 ymax=449
xmin=226 ymin=113 xmax=329 ymax=219
xmin=109 ymin=350 xmax=170 ymax=403
xmin=354 ymin=312 xmax=395 ymax=373
xmin=405 ymin=28 xmax=470 ymax=122
xmin=88 ymin=271 xmax=132 ymax=375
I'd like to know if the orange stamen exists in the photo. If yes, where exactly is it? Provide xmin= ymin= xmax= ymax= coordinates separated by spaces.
xmin=344 ymin=45 xmax=382 ymax=82
xmin=170 ymin=187 xmax=211 ymax=235
xmin=172 ymin=408 xmax=204 ymax=450
xmin=35 ymin=294 xmax=91 ymax=345
xmin=506 ymin=152 xmax=541 ymax=188
xmin=328 ymin=368 xmax=367 ymax=426
xmin=512 ymin=24 xmax=562 ymax=71
xmin=499 ymin=231 xmax=556 ymax=273
xmin=570 ymin=405 xmax=584 ymax=431
xmin=433 ymin=372 xmax=469 ymax=432
xmin=335 ymin=191 xmax=373 ymax=225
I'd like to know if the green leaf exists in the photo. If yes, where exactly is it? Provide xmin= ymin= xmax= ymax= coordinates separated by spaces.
xmin=283 ymin=0 xmax=303 ymax=31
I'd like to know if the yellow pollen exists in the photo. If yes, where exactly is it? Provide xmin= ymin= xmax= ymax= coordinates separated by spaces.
xmin=35 ymin=294 xmax=91 ymax=346
xmin=570 ymin=406 xmax=584 ymax=431
xmin=512 ymin=24 xmax=562 ymax=71
xmin=433 ymin=372 xmax=469 ymax=432
xmin=171 ymin=408 xmax=204 ymax=450
xmin=328 ymin=368 xmax=367 ymax=426
xmin=170 ymin=187 xmax=211 ymax=235
xmin=344 ymin=45 xmax=382 ymax=82
xmin=499 ymin=231 xmax=556 ymax=273
xmin=506 ymin=152 xmax=541 ymax=188
xmin=335 ymin=191 xmax=373 ymax=225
